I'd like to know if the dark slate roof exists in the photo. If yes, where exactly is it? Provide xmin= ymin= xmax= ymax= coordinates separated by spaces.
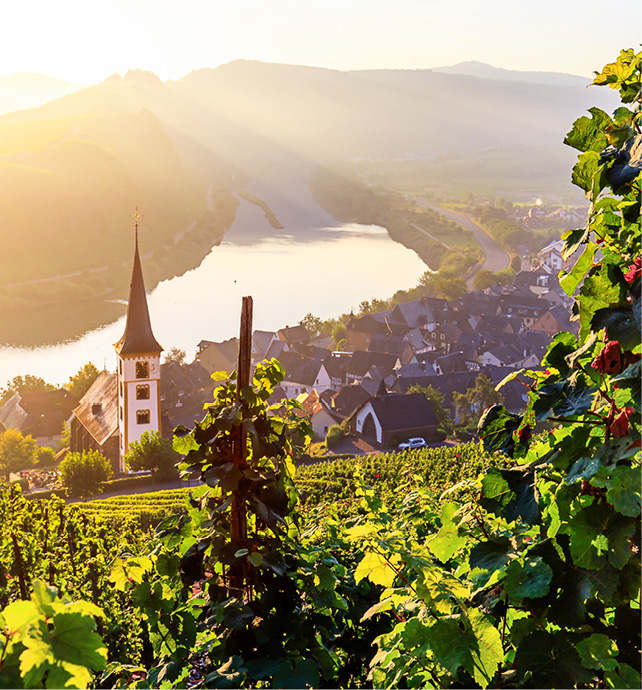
xmin=349 ymin=350 xmax=398 ymax=378
xmin=280 ymin=351 xmax=324 ymax=387
xmin=161 ymin=361 xmax=211 ymax=397
xmin=390 ymin=299 xmax=435 ymax=328
xmin=368 ymin=334 xmax=408 ymax=357
xmin=324 ymin=352 xmax=352 ymax=380
xmin=332 ymin=384 xmax=372 ymax=418
xmin=252 ymin=331 xmax=277 ymax=361
xmin=367 ymin=393 xmax=438 ymax=432
xmin=114 ymin=231 xmax=163 ymax=356
xmin=486 ymin=345 xmax=524 ymax=365
xmin=73 ymin=372 xmax=119 ymax=445
xmin=434 ymin=351 xmax=466 ymax=374
xmin=396 ymin=362 xmax=437 ymax=378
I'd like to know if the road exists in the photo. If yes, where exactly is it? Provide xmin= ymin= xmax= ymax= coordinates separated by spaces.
xmin=416 ymin=199 xmax=511 ymax=286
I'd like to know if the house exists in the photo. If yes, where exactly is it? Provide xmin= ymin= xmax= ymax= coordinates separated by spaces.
xmin=498 ymin=292 xmax=548 ymax=328
xmin=160 ymin=360 xmax=213 ymax=427
xmin=345 ymin=313 xmax=393 ymax=351
xmin=0 ymin=389 xmax=79 ymax=446
xmin=481 ymin=345 xmax=524 ymax=368
xmin=347 ymin=350 xmax=400 ymax=384
xmin=538 ymin=240 xmax=566 ymax=271
xmin=196 ymin=338 xmax=238 ymax=375
xmin=331 ymin=383 xmax=372 ymax=419
xmin=279 ymin=351 xmax=332 ymax=397
xmin=69 ymin=372 xmax=120 ymax=473
xmin=352 ymin=393 xmax=438 ymax=447
xmin=324 ymin=352 xmax=352 ymax=389
xmin=277 ymin=324 xmax=310 ymax=348
xmin=368 ymin=333 xmax=414 ymax=364
xmin=252 ymin=330 xmax=279 ymax=363
xmin=295 ymin=390 xmax=342 ymax=440
xmin=389 ymin=298 xmax=436 ymax=329
xmin=529 ymin=305 xmax=576 ymax=337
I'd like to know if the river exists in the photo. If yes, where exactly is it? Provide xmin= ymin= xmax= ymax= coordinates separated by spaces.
xmin=0 ymin=182 xmax=428 ymax=388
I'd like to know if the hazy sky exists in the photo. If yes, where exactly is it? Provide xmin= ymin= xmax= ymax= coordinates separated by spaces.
xmin=1 ymin=0 xmax=639 ymax=84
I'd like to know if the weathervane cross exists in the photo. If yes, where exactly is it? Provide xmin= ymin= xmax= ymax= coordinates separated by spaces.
xmin=131 ymin=206 xmax=143 ymax=228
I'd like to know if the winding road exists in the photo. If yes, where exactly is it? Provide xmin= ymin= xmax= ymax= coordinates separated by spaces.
xmin=416 ymin=199 xmax=511 ymax=286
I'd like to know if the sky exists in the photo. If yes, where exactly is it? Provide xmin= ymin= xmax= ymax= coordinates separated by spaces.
xmin=1 ymin=0 xmax=639 ymax=85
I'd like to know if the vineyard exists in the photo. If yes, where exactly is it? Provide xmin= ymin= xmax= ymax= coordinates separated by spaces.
xmin=0 ymin=51 xmax=641 ymax=689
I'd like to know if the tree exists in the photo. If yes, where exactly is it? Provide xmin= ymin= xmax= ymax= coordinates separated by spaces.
xmin=510 ymin=254 xmax=522 ymax=272
xmin=33 ymin=446 xmax=56 ymax=466
xmin=325 ymin=424 xmax=344 ymax=449
xmin=452 ymin=374 xmax=503 ymax=426
xmin=0 ymin=375 xmax=55 ymax=407
xmin=472 ymin=269 xmax=498 ymax=291
xmin=0 ymin=429 xmax=38 ymax=481
xmin=332 ymin=322 xmax=347 ymax=345
xmin=66 ymin=362 xmax=100 ymax=399
xmin=407 ymin=384 xmax=453 ymax=434
xmin=164 ymin=347 xmax=187 ymax=365
xmin=124 ymin=430 xmax=178 ymax=487
xmin=58 ymin=449 xmax=112 ymax=499
xmin=299 ymin=314 xmax=324 ymax=340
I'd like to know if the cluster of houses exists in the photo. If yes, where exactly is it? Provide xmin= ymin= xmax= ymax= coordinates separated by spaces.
xmin=163 ymin=243 xmax=576 ymax=448
xmin=0 ymin=237 xmax=577 ymax=464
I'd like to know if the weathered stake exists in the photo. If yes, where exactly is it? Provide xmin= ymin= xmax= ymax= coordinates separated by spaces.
xmin=229 ymin=296 xmax=253 ymax=595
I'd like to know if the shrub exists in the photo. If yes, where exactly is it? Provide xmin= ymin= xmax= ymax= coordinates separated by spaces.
xmin=58 ymin=450 xmax=113 ymax=499
xmin=325 ymin=424 xmax=344 ymax=449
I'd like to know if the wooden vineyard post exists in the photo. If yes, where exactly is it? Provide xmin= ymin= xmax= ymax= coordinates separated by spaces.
xmin=229 ymin=296 xmax=253 ymax=595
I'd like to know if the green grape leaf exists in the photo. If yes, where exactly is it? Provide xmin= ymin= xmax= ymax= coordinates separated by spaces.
xmin=108 ymin=556 xmax=152 ymax=591
xmin=576 ymin=633 xmax=619 ymax=671
xmin=469 ymin=536 xmax=514 ymax=571
xmin=313 ymin=563 xmax=336 ymax=591
xmin=541 ymin=332 xmax=578 ymax=373
xmin=202 ymin=462 xmax=243 ymax=492
xmin=480 ymin=467 xmax=540 ymax=525
xmin=604 ymin=465 xmax=641 ymax=517
xmin=418 ymin=567 xmax=469 ymax=614
xmin=560 ymin=243 xmax=598 ymax=296
xmin=592 ymin=304 xmax=640 ymax=350
xmin=468 ymin=610 xmax=504 ymax=687
xmin=273 ymin=659 xmax=319 ymax=689
xmin=478 ymin=404 xmax=521 ymax=456
xmin=515 ymin=631 xmax=593 ymax=687
xmin=425 ymin=618 xmax=474 ymax=676
xmin=355 ymin=551 xmax=400 ymax=588
xmin=565 ymin=456 xmax=603 ymax=485
xmin=428 ymin=502 xmax=467 ymax=563
xmin=504 ymin=556 xmax=552 ymax=601
xmin=1 ymin=600 xmax=39 ymax=634
xmin=604 ymin=663 xmax=642 ymax=689
xmin=564 ymin=108 xmax=612 ymax=152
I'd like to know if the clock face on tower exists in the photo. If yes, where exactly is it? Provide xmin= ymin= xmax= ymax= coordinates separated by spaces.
xmin=150 ymin=362 xmax=159 ymax=376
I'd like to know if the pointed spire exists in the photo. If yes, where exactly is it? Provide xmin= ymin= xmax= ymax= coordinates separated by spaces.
xmin=114 ymin=213 xmax=163 ymax=356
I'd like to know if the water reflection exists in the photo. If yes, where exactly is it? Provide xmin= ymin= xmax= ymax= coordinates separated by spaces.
xmin=0 ymin=197 xmax=427 ymax=387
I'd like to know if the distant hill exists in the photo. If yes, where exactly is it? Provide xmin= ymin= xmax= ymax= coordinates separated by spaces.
xmin=432 ymin=61 xmax=588 ymax=88
xmin=0 ymin=60 xmax=619 ymax=288
xmin=0 ymin=73 xmax=81 ymax=115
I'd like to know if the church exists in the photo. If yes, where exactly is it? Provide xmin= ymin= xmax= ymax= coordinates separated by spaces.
xmin=69 ymin=224 xmax=163 ymax=474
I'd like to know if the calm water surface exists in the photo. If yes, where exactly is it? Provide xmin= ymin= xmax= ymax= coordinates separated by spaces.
xmin=0 ymin=195 xmax=427 ymax=387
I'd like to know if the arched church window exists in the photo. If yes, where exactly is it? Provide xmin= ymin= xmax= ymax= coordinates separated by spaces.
xmin=136 ymin=361 xmax=149 ymax=379
xmin=136 ymin=384 xmax=150 ymax=400
xmin=137 ymin=410 xmax=150 ymax=424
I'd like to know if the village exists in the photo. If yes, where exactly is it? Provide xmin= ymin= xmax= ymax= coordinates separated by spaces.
xmin=0 ymin=233 xmax=577 ymax=496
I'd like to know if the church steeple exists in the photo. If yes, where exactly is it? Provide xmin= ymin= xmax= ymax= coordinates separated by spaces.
xmin=114 ymin=217 xmax=163 ymax=356
xmin=114 ymin=211 xmax=163 ymax=471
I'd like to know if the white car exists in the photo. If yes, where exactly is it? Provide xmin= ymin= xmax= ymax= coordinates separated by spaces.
xmin=398 ymin=437 xmax=427 ymax=451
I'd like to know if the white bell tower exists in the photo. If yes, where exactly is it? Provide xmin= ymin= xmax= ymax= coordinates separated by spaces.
xmin=114 ymin=212 xmax=163 ymax=472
